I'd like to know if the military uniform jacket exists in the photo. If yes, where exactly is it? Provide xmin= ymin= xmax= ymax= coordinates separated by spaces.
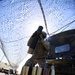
xmin=27 ymin=35 xmax=50 ymax=59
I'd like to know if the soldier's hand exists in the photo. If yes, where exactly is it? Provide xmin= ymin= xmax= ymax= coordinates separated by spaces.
xmin=39 ymin=34 xmax=43 ymax=40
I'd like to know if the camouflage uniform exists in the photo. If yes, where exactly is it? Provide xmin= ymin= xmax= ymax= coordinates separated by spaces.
xmin=25 ymin=31 xmax=50 ymax=68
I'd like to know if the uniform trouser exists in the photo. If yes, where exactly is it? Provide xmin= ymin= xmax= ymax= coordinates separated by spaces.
xmin=21 ymin=57 xmax=45 ymax=75
xmin=25 ymin=57 xmax=46 ymax=68
xmin=21 ymin=57 xmax=49 ymax=75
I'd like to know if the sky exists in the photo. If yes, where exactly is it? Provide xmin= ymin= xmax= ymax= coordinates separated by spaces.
xmin=0 ymin=0 xmax=75 ymax=74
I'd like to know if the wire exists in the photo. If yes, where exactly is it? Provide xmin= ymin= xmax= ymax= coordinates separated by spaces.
xmin=61 ymin=20 xmax=75 ymax=32
xmin=37 ymin=0 xmax=49 ymax=36
xmin=2 ymin=36 xmax=30 ymax=43
xmin=49 ymin=20 xmax=75 ymax=36
xmin=0 ymin=55 xmax=4 ymax=62
xmin=0 ymin=39 xmax=13 ymax=68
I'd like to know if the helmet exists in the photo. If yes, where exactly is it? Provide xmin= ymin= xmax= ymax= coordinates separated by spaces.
xmin=42 ymin=31 xmax=47 ymax=38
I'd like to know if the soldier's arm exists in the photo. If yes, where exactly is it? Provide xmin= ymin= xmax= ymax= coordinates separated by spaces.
xmin=27 ymin=31 xmax=37 ymax=46
xmin=41 ymin=39 xmax=50 ymax=50
xmin=27 ymin=36 xmax=33 ymax=46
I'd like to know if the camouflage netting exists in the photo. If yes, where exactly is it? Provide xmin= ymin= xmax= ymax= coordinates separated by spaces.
xmin=0 ymin=0 xmax=75 ymax=68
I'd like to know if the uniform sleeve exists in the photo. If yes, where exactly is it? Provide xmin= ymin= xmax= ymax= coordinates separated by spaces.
xmin=27 ymin=36 xmax=33 ymax=46
xmin=41 ymin=39 xmax=50 ymax=50
xmin=27 ymin=31 xmax=37 ymax=46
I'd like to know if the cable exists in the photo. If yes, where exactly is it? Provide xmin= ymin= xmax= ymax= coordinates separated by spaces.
xmin=49 ymin=20 xmax=75 ymax=36
xmin=2 ymin=36 xmax=30 ymax=43
xmin=60 ymin=24 xmax=71 ymax=32
xmin=0 ymin=39 xmax=13 ymax=68
xmin=0 ymin=55 xmax=4 ymax=62
xmin=61 ymin=20 xmax=75 ymax=32
xmin=37 ymin=0 xmax=49 ymax=36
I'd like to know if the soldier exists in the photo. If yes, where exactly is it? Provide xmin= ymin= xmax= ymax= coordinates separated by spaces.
xmin=25 ymin=31 xmax=50 ymax=67
xmin=20 ymin=31 xmax=50 ymax=75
